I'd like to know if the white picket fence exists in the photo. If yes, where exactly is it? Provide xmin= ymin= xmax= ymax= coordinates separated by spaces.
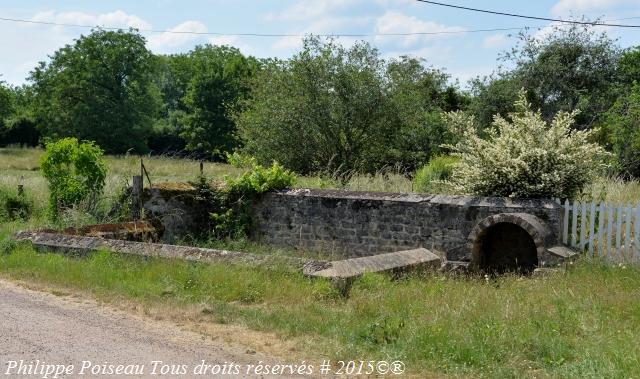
xmin=554 ymin=199 xmax=640 ymax=263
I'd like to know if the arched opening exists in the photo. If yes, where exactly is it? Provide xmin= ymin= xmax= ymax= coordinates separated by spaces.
xmin=478 ymin=222 xmax=538 ymax=274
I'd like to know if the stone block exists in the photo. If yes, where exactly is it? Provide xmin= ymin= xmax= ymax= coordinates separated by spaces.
xmin=303 ymin=248 xmax=441 ymax=279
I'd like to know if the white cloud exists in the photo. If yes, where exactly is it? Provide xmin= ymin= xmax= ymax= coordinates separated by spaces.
xmin=31 ymin=10 xmax=151 ymax=30
xmin=0 ymin=11 xmax=117 ymax=84
xmin=374 ymin=11 xmax=464 ymax=47
xmin=0 ymin=10 xmax=216 ymax=84
xmin=264 ymin=0 xmax=360 ymax=21
xmin=374 ymin=0 xmax=415 ymax=7
xmin=271 ymin=17 xmax=368 ymax=52
xmin=208 ymin=35 xmax=239 ymax=46
xmin=550 ymin=0 xmax=636 ymax=16
xmin=147 ymin=20 xmax=208 ymax=52
xmin=482 ymin=33 xmax=509 ymax=49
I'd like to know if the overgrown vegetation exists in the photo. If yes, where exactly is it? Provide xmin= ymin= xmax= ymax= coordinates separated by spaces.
xmin=40 ymin=138 xmax=107 ymax=219
xmin=0 ymin=185 xmax=32 ymax=222
xmin=194 ymin=154 xmax=296 ymax=237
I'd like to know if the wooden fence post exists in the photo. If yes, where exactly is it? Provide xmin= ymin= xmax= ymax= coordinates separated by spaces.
xmin=131 ymin=175 xmax=143 ymax=220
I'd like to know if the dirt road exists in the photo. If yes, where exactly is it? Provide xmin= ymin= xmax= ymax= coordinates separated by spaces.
xmin=0 ymin=280 xmax=306 ymax=378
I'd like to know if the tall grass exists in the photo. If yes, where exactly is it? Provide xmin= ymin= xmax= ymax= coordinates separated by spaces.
xmin=1 ymin=244 xmax=639 ymax=378
xmin=2 ymin=147 xmax=640 ymax=377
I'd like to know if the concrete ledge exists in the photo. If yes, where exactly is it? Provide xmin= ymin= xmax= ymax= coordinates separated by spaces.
xmin=303 ymin=248 xmax=441 ymax=279
xmin=13 ymin=231 xmax=308 ymax=268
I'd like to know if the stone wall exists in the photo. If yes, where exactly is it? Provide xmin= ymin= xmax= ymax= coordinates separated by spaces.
xmin=251 ymin=189 xmax=563 ymax=261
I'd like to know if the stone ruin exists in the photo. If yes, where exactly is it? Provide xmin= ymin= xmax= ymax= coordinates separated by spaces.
xmin=15 ymin=183 xmax=579 ymax=281
xmin=141 ymin=185 xmax=578 ymax=275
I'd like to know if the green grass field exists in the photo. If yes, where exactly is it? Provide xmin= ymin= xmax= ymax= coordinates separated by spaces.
xmin=1 ymin=242 xmax=639 ymax=378
xmin=2 ymin=147 xmax=640 ymax=378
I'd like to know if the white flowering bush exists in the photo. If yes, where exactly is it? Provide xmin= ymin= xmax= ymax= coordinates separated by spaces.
xmin=446 ymin=91 xmax=608 ymax=199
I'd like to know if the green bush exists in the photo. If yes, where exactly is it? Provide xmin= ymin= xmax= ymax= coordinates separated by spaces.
xmin=206 ymin=159 xmax=295 ymax=237
xmin=0 ymin=185 xmax=33 ymax=221
xmin=412 ymin=156 xmax=459 ymax=193
xmin=40 ymin=137 xmax=107 ymax=219
xmin=446 ymin=91 xmax=609 ymax=199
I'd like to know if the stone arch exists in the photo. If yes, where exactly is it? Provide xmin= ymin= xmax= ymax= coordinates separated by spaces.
xmin=468 ymin=213 xmax=552 ymax=273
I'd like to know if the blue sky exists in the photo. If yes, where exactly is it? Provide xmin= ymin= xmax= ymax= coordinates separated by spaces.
xmin=1 ymin=0 xmax=639 ymax=86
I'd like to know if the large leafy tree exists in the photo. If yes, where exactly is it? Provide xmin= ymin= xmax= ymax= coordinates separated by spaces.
xmin=470 ymin=24 xmax=621 ymax=131
xmin=599 ymin=83 xmax=640 ymax=178
xmin=384 ymin=56 xmax=468 ymax=171
xmin=504 ymin=24 xmax=621 ymax=130
xmin=237 ymin=37 xmax=392 ymax=174
xmin=0 ymin=85 xmax=39 ymax=147
xmin=30 ymin=29 xmax=159 ymax=153
xmin=467 ymin=74 xmax=520 ymax=131
xmin=237 ymin=37 xmax=465 ymax=174
xmin=179 ymin=45 xmax=258 ymax=158
xmin=0 ymin=81 xmax=13 ymax=130
xmin=619 ymin=46 xmax=640 ymax=85
xmin=148 ymin=54 xmax=195 ymax=154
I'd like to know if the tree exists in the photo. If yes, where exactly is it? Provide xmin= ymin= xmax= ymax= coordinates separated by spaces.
xmin=447 ymin=91 xmax=608 ymax=199
xmin=0 ymin=81 xmax=14 ymax=143
xmin=30 ymin=29 xmax=160 ymax=154
xmin=237 ymin=37 xmax=465 ymax=174
xmin=179 ymin=45 xmax=258 ymax=158
xmin=148 ymin=54 xmax=194 ymax=154
xmin=599 ymin=83 xmax=640 ymax=178
xmin=503 ymin=23 xmax=621 ymax=130
xmin=619 ymin=46 xmax=640 ymax=84
xmin=467 ymin=74 xmax=520 ymax=131
xmin=0 ymin=81 xmax=12 ymax=123
xmin=0 ymin=85 xmax=40 ymax=147
xmin=237 ymin=37 xmax=392 ymax=174
xmin=384 ymin=57 xmax=468 ymax=172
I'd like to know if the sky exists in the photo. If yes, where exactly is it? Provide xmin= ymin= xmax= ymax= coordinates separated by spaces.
xmin=1 ymin=0 xmax=639 ymax=86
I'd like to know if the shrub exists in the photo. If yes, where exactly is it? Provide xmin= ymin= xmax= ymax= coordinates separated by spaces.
xmin=40 ymin=138 xmax=107 ymax=219
xmin=446 ymin=91 xmax=608 ymax=199
xmin=206 ymin=159 xmax=295 ymax=237
xmin=0 ymin=185 xmax=33 ymax=221
xmin=412 ymin=156 xmax=458 ymax=193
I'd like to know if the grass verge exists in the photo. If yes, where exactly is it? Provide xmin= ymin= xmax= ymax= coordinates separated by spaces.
xmin=1 ymin=243 xmax=639 ymax=378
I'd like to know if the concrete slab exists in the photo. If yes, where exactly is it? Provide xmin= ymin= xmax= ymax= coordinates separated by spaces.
xmin=303 ymin=248 xmax=441 ymax=279
xmin=546 ymin=245 xmax=580 ymax=259
xmin=13 ymin=231 xmax=307 ymax=268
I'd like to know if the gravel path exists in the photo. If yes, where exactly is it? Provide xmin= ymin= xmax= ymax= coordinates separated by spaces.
xmin=0 ymin=280 xmax=306 ymax=378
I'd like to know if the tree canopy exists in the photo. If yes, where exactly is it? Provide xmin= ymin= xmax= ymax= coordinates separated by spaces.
xmin=2 ymin=25 xmax=639 ymax=178
xmin=236 ymin=37 xmax=464 ymax=174
xmin=30 ymin=29 xmax=159 ymax=154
